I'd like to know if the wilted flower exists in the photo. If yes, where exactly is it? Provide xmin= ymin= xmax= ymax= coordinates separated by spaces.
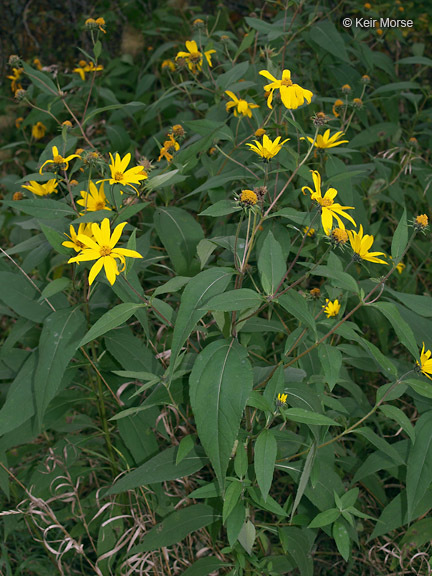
xmin=15 ymin=117 xmax=24 ymax=129
xmin=332 ymin=99 xmax=344 ymax=117
xmin=31 ymin=121 xmax=46 ymax=140
xmin=309 ymin=287 xmax=321 ymax=299
xmin=7 ymin=67 xmax=23 ymax=93
xmin=361 ymin=74 xmax=371 ymax=84
xmin=161 ymin=59 xmax=176 ymax=71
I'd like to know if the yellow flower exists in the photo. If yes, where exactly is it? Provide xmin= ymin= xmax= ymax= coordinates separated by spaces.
xmin=95 ymin=17 xmax=106 ymax=33
xmin=239 ymin=189 xmax=258 ymax=206
xmin=158 ymin=134 xmax=180 ymax=163
xmin=347 ymin=225 xmax=387 ymax=265
xmin=161 ymin=59 xmax=176 ymax=71
xmin=303 ymin=129 xmax=349 ymax=149
xmin=7 ymin=68 xmax=23 ymax=93
xmin=97 ymin=153 xmax=148 ymax=194
xmin=39 ymin=146 xmax=81 ymax=174
xmin=73 ymin=60 xmax=104 ymax=81
xmin=332 ymin=99 xmax=344 ymax=117
xmin=31 ymin=121 xmax=46 ymax=140
xmin=175 ymin=40 xmax=216 ymax=73
xmin=331 ymin=228 xmax=348 ymax=245
xmin=323 ymin=299 xmax=341 ymax=318
xmin=62 ymin=223 xmax=94 ymax=252
xmin=68 ymin=218 xmax=143 ymax=285
xmin=310 ymin=287 xmax=321 ymax=299
xmin=276 ymin=393 xmax=287 ymax=406
xmin=417 ymin=343 xmax=432 ymax=381
xmin=302 ymin=171 xmax=356 ymax=234
xmin=15 ymin=116 xmax=24 ymax=129
xmin=246 ymin=134 xmax=289 ymax=161
xmin=415 ymin=214 xmax=428 ymax=230
xmin=303 ymin=226 xmax=316 ymax=238
xmin=225 ymin=91 xmax=259 ymax=118
xmin=254 ymin=128 xmax=266 ymax=138
xmin=259 ymin=69 xmax=313 ymax=110
xmin=396 ymin=261 xmax=405 ymax=274
xmin=77 ymin=181 xmax=111 ymax=212
xmin=33 ymin=58 xmax=43 ymax=70
xmin=21 ymin=179 xmax=59 ymax=197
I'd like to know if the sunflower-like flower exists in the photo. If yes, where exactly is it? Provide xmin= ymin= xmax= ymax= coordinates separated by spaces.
xmin=259 ymin=69 xmax=313 ymax=110
xmin=276 ymin=393 xmax=287 ymax=407
xmin=62 ymin=223 xmax=94 ymax=252
xmin=303 ymin=129 xmax=349 ymax=149
xmin=332 ymin=99 xmax=344 ymax=117
xmin=417 ymin=343 xmax=432 ymax=381
xmin=97 ymin=153 xmax=148 ymax=194
xmin=77 ymin=181 xmax=111 ymax=212
xmin=22 ymin=179 xmax=59 ymax=197
xmin=175 ymin=40 xmax=216 ymax=73
xmin=73 ymin=60 xmax=104 ymax=81
xmin=302 ymin=171 xmax=356 ymax=234
xmin=347 ymin=225 xmax=387 ymax=265
xmin=158 ymin=134 xmax=180 ymax=163
xmin=246 ymin=134 xmax=289 ymax=161
xmin=225 ymin=91 xmax=259 ymax=118
xmin=39 ymin=146 xmax=81 ymax=174
xmin=68 ymin=218 xmax=143 ymax=285
xmin=323 ymin=299 xmax=341 ymax=318
xmin=161 ymin=59 xmax=176 ymax=71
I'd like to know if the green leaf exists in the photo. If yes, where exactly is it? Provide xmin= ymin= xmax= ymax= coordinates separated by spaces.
xmin=168 ymin=268 xmax=234 ymax=381
xmin=308 ymin=508 xmax=340 ymax=528
xmin=183 ymin=119 xmax=233 ymax=142
xmin=176 ymin=435 xmax=195 ymax=465
xmin=106 ymin=445 xmax=208 ymax=495
xmin=333 ymin=519 xmax=350 ymax=561
xmin=318 ymin=344 xmax=342 ymax=391
xmin=309 ymin=20 xmax=349 ymax=62
xmin=370 ymin=302 xmax=418 ymax=358
xmin=254 ymin=429 xmax=277 ymax=501
xmin=282 ymin=408 xmax=341 ymax=427
xmin=199 ymin=199 xmax=241 ymax=217
xmin=406 ymin=378 xmax=432 ymax=399
xmin=154 ymin=206 xmax=204 ymax=275
xmin=371 ymin=81 xmax=422 ymax=95
xmin=145 ymin=169 xmax=188 ymax=192
xmin=39 ymin=223 xmax=70 ymax=255
xmin=379 ymin=405 xmax=415 ymax=443
xmin=202 ymin=288 xmax=262 ymax=312
xmin=279 ymin=292 xmax=317 ymax=336
xmin=82 ymin=101 xmax=146 ymax=126
xmin=22 ymin=62 xmax=58 ymax=95
xmin=279 ymin=527 xmax=313 ymax=576
xmin=353 ymin=427 xmax=404 ymax=466
xmin=385 ymin=287 xmax=432 ymax=318
xmin=0 ymin=272 xmax=52 ymax=322
xmin=2 ymin=198 xmax=75 ymax=219
xmin=291 ymin=443 xmax=317 ymax=521
xmin=80 ymin=303 xmax=147 ymax=346
xmin=234 ymin=30 xmax=255 ymax=59
xmin=34 ymin=308 xmax=86 ymax=425
xmin=237 ymin=519 xmax=256 ymax=555
xmin=94 ymin=40 xmax=102 ymax=59
xmin=391 ymin=208 xmax=408 ymax=262
xmin=216 ymin=61 xmax=250 ymax=90
xmin=407 ymin=411 xmax=432 ymax=522
xmin=309 ymin=264 xmax=359 ymax=293
xmin=153 ymin=276 xmax=190 ymax=297
xmin=0 ymin=355 xmax=36 ymax=436
xmin=181 ymin=557 xmax=230 ymax=576
xmin=189 ymin=340 xmax=253 ymax=490
xmin=40 ymin=278 xmax=70 ymax=300
xmin=223 ymin=480 xmax=243 ymax=523
xmin=258 ymin=231 xmax=287 ymax=295
xmin=127 ymin=504 xmax=216 ymax=553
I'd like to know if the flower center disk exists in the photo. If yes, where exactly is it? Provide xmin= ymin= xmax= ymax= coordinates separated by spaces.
xmin=100 ymin=246 xmax=111 ymax=257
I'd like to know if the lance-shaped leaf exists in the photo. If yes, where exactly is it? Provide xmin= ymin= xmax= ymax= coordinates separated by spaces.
xmin=168 ymin=267 xmax=234 ymax=381
xmin=34 ymin=308 xmax=86 ymax=426
xmin=189 ymin=339 xmax=253 ymax=490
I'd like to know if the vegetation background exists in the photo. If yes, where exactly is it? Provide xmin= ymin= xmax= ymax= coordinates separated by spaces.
xmin=0 ymin=0 xmax=431 ymax=574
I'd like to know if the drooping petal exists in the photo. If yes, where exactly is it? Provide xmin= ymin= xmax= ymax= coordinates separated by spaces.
xmin=103 ymin=256 xmax=118 ymax=285
xmin=88 ymin=257 xmax=104 ymax=285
